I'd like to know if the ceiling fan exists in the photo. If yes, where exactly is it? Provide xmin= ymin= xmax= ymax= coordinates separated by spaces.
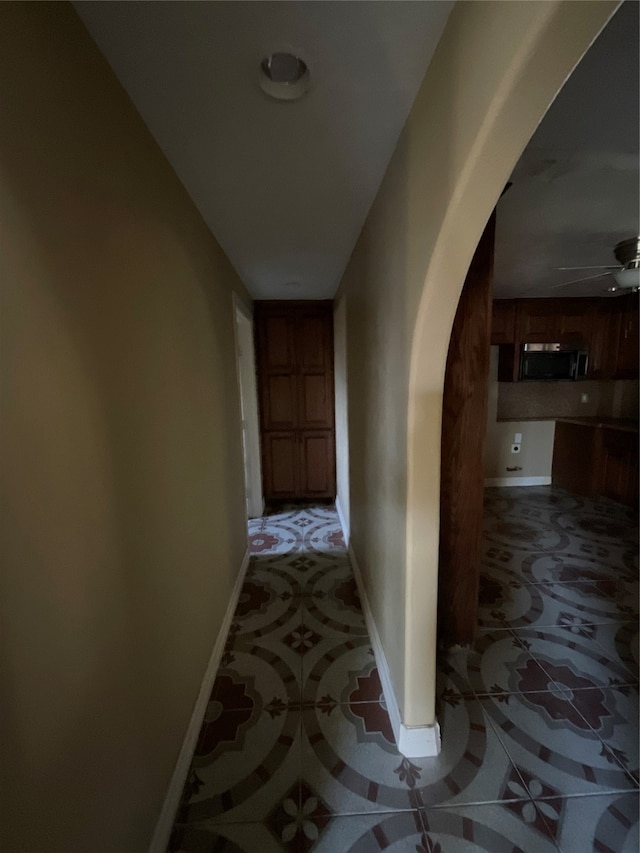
xmin=552 ymin=236 xmax=640 ymax=294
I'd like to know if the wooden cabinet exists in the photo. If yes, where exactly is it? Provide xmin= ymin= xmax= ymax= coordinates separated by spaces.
xmin=600 ymin=429 xmax=639 ymax=506
xmin=556 ymin=299 xmax=592 ymax=347
xmin=491 ymin=295 xmax=638 ymax=381
xmin=552 ymin=420 xmax=639 ymax=507
xmin=490 ymin=300 xmax=516 ymax=344
xmin=516 ymin=299 xmax=561 ymax=343
xmin=612 ymin=294 xmax=639 ymax=379
xmin=255 ymin=301 xmax=336 ymax=500
xmin=588 ymin=304 xmax=615 ymax=379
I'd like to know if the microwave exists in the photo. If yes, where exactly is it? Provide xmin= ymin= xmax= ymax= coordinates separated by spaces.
xmin=519 ymin=343 xmax=588 ymax=381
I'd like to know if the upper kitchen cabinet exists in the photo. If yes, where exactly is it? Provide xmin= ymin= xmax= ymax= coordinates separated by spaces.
xmin=492 ymin=296 xmax=638 ymax=381
xmin=611 ymin=293 xmax=639 ymax=379
xmin=490 ymin=299 xmax=516 ymax=344
xmin=555 ymin=299 xmax=593 ymax=347
xmin=515 ymin=299 xmax=561 ymax=343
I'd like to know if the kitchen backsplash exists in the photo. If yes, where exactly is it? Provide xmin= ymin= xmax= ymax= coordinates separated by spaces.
xmin=498 ymin=379 xmax=639 ymax=420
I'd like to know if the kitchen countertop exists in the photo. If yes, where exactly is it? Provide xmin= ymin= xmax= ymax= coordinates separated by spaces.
xmin=498 ymin=416 xmax=639 ymax=433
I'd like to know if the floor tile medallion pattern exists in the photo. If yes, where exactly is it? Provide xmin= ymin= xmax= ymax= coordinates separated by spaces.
xmin=170 ymin=490 xmax=638 ymax=852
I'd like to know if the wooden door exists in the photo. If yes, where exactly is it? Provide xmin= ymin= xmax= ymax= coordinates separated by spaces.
xmin=255 ymin=302 xmax=336 ymax=501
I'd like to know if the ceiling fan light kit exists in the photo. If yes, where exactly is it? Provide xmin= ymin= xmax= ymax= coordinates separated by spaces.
xmin=613 ymin=266 xmax=640 ymax=290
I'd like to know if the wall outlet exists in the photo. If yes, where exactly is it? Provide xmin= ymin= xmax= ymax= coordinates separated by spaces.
xmin=514 ymin=432 xmax=522 ymax=444
xmin=511 ymin=443 xmax=521 ymax=454
xmin=581 ymin=393 xmax=589 ymax=404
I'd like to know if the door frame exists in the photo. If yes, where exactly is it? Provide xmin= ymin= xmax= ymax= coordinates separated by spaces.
xmin=232 ymin=293 xmax=264 ymax=519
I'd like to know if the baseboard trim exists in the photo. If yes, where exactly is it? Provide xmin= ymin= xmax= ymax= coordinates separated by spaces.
xmin=485 ymin=476 xmax=552 ymax=487
xmin=348 ymin=543 xmax=441 ymax=759
xmin=149 ymin=548 xmax=251 ymax=853
xmin=335 ymin=495 xmax=350 ymax=546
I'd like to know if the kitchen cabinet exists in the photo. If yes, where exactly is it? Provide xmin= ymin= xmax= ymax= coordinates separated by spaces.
xmin=515 ymin=299 xmax=561 ymax=343
xmin=490 ymin=299 xmax=516 ymax=344
xmin=492 ymin=295 xmax=638 ymax=381
xmin=588 ymin=304 xmax=615 ymax=379
xmin=556 ymin=299 xmax=592 ymax=347
xmin=600 ymin=428 xmax=639 ymax=506
xmin=552 ymin=419 xmax=639 ymax=507
xmin=611 ymin=294 xmax=639 ymax=379
xmin=255 ymin=301 xmax=336 ymax=500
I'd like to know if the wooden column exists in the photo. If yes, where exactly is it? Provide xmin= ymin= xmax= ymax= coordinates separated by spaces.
xmin=438 ymin=213 xmax=495 ymax=646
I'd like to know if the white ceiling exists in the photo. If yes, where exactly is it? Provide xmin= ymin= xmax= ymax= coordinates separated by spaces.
xmin=74 ymin=1 xmax=638 ymax=302
xmin=494 ymin=0 xmax=639 ymax=299
xmin=74 ymin=1 xmax=453 ymax=300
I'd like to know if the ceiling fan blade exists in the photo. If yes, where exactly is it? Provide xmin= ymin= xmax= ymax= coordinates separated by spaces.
xmin=550 ymin=271 xmax=612 ymax=288
xmin=557 ymin=265 xmax=620 ymax=270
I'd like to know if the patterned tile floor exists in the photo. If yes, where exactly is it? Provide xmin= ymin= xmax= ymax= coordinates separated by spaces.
xmin=169 ymin=489 xmax=639 ymax=852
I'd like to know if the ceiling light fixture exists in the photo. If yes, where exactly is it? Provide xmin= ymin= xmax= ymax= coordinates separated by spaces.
xmin=259 ymin=52 xmax=310 ymax=101
xmin=612 ymin=236 xmax=640 ymax=289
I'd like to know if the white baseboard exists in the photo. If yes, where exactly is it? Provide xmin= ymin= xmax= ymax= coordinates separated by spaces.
xmin=335 ymin=494 xmax=350 ymax=546
xmin=348 ymin=544 xmax=440 ymax=759
xmin=149 ymin=548 xmax=251 ymax=853
xmin=484 ymin=476 xmax=552 ymax=487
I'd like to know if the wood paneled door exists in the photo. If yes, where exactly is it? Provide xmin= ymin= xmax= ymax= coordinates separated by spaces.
xmin=255 ymin=301 xmax=336 ymax=501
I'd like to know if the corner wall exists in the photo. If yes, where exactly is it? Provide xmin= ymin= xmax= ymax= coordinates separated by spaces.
xmin=337 ymin=0 xmax=616 ymax=734
xmin=0 ymin=5 xmax=250 ymax=851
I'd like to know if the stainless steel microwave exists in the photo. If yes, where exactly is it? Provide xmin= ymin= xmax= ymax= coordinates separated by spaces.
xmin=519 ymin=343 xmax=588 ymax=381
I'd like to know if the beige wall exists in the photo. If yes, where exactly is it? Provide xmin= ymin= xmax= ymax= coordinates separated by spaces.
xmin=0 ymin=5 xmax=250 ymax=852
xmin=337 ymin=1 xmax=616 ymax=731
xmin=485 ymin=349 xmax=556 ymax=481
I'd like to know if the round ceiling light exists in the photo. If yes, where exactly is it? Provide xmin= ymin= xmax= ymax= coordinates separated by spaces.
xmin=259 ymin=52 xmax=310 ymax=101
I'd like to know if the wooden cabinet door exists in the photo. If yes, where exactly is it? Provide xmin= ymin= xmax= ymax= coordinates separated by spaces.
xmin=599 ymin=429 xmax=639 ymax=506
xmin=261 ymin=432 xmax=298 ymax=499
xmin=552 ymin=422 xmax=598 ymax=495
xmin=516 ymin=300 xmax=561 ymax=342
xmin=259 ymin=313 xmax=296 ymax=371
xmin=297 ymin=307 xmax=334 ymax=429
xmin=260 ymin=373 xmax=298 ymax=430
xmin=613 ymin=295 xmax=639 ymax=379
xmin=299 ymin=431 xmax=335 ymax=497
xmin=557 ymin=299 xmax=593 ymax=347
xmin=588 ymin=304 xmax=615 ymax=379
xmin=491 ymin=300 xmax=516 ymax=344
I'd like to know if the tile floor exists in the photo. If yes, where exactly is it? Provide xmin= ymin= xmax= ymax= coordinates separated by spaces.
xmin=169 ymin=489 xmax=638 ymax=852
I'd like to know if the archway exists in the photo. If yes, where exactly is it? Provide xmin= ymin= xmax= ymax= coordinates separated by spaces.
xmin=404 ymin=0 xmax=617 ymax=735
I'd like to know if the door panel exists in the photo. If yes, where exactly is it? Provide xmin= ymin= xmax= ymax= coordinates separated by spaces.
xmin=298 ymin=312 xmax=331 ymax=370
xmin=255 ymin=301 xmax=336 ymax=501
xmin=262 ymin=315 xmax=296 ymax=370
xmin=262 ymin=374 xmax=297 ymax=430
xmin=299 ymin=431 xmax=335 ymax=497
xmin=298 ymin=373 xmax=332 ymax=429
xmin=262 ymin=432 xmax=298 ymax=498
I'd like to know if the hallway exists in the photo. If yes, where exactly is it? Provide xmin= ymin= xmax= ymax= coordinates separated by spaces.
xmin=169 ymin=490 xmax=638 ymax=852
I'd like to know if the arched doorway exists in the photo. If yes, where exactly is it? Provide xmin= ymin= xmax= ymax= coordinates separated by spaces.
xmin=403 ymin=1 xmax=618 ymax=738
